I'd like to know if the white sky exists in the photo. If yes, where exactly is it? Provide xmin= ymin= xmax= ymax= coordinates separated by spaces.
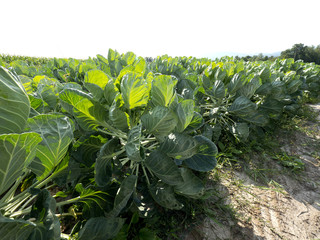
xmin=1 ymin=0 xmax=319 ymax=59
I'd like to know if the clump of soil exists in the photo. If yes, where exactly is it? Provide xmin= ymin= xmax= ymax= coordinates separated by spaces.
xmin=184 ymin=104 xmax=320 ymax=240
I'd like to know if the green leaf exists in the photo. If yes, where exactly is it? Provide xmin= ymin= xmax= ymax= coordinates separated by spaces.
xmin=255 ymin=83 xmax=272 ymax=95
xmin=0 ymin=132 xmax=42 ymax=195
xmin=96 ymin=54 xmax=111 ymax=76
xmin=26 ymin=114 xmax=75 ymax=180
xmin=211 ymin=80 xmax=225 ymax=99
xmin=84 ymin=70 xmax=110 ymax=101
xmin=174 ymin=168 xmax=205 ymax=198
xmin=134 ymin=57 xmax=146 ymax=74
xmin=227 ymin=73 xmax=244 ymax=95
xmin=231 ymin=122 xmax=249 ymax=141
xmin=125 ymin=125 xmax=143 ymax=162
xmin=138 ymin=228 xmax=159 ymax=240
xmin=114 ymin=175 xmax=137 ymax=207
xmin=120 ymin=72 xmax=149 ymax=109
xmin=0 ymin=216 xmax=37 ymax=240
xmin=286 ymin=79 xmax=302 ymax=94
xmin=150 ymin=75 xmax=177 ymax=107
xmin=159 ymin=133 xmax=198 ymax=160
xmin=104 ymin=80 xmax=119 ymax=106
xmin=260 ymin=98 xmax=285 ymax=116
xmin=71 ymin=134 xmax=107 ymax=167
xmin=78 ymin=217 xmax=125 ymax=240
xmin=37 ymin=83 xmax=59 ymax=111
xmin=237 ymin=76 xmax=261 ymax=99
xmin=174 ymin=100 xmax=195 ymax=132
xmin=259 ymin=67 xmax=271 ymax=82
xmin=59 ymin=89 xmax=108 ymax=131
xmin=228 ymin=96 xmax=256 ymax=117
xmin=184 ymin=112 xmax=204 ymax=133
xmin=241 ymin=111 xmax=269 ymax=126
xmin=85 ymin=69 xmax=110 ymax=89
xmin=184 ymin=136 xmax=218 ymax=172
xmin=141 ymin=106 xmax=177 ymax=137
xmin=123 ymin=51 xmax=136 ymax=66
xmin=109 ymin=100 xmax=130 ymax=132
xmin=28 ymin=189 xmax=60 ymax=240
xmin=149 ymin=181 xmax=183 ymax=210
xmin=95 ymin=138 xmax=120 ymax=187
xmin=110 ymin=175 xmax=138 ymax=217
xmin=0 ymin=67 xmax=30 ymax=134
xmin=145 ymin=150 xmax=183 ymax=185
xmin=108 ymin=49 xmax=121 ymax=77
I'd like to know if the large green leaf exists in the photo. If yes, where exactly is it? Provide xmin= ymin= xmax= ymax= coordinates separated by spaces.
xmin=125 ymin=125 xmax=143 ymax=162
xmin=228 ymin=96 xmax=256 ymax=117
xmin=26 ymin=114 xmax=74 ymax=180
xmin=184 ymin=136 xmax=218 ymax=172
xmin=109 ymin=101 xmax=130 ymax=132
xmin=149 ymin=181 xmax=184 ymax=210
xmin=255 ymin=83 xmax=272 ymax=95
xmin=141 ymin=106 xmax=177 ymax=137
xmin=134 ymin=57 xmax=146 ymax=74
xmin=259 ymin=67 xmax=271 ymax=82
xmin=114 ymin=175 xmax=137 ymax=207
xmin=110 ymin=175 xmax=138 ymax=217
xmin=145 ymin=150 xmax=183 ymax=185
xmin=104 ymin=80 xmax=119 ymax=106
xmin=159 ymin=133 xmax=198 ymax=160
xmin=37 ymin=84 xmax=58 ymax=111
xmin=174 ymin=168 xmax=204 ymax=198
xmin=123 ymin=51 xmax=136 ymax=66
xmin=241 ymin=111 xmax=269 ymax=127
xmin=108 ymin=49 xmax=121 ymax=77
xmin=85 ymin=69 xmax=110 ymax=89
xmin=84 ymin=69 xmax=110 ymax=101
xmin=78 ymin=217 xmax=125 ymax=240
xmin=0 ymin=67 xmax=30 ymax=134
xmin=95 ymin=138 xmax=120 ymax=187
xmin=286 ymin=79 xmax=302 ymax=94
xmin=237 ymin=76 xmax=261 ymax=99
xmin=211 ymin=80 xmax=225 ymax=99
xmin=0 ymin=216 xmax=37 ymax=240
xmin=150 ymin=75 xmax=177 ymax=107
xmin=120 ymin=72 xmax=149 ymax=109
xmin=59 ymin=89 xmax=109 ymax=131
xmin=260 ymin=98 xmax=285 ymax=117
xmin=96 ymin=54 xmax=112 ymax=76
xmin=227 ymin=73 xmax=244 ymax=95
xmin=174 ymin=100 xmax=195 ymax=132
xmin=184 ymin=112 xmax=204 ymax=133
xmin=231 ymin=122 xmax=250 ymax=141
xmin=71 ymin=134 xmax=107 ymax=167
xmin=0 ymin=132 xmax=42 ymax=196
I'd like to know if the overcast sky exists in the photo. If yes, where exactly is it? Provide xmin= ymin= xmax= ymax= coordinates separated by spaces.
xmin=1 ymin=0 xmax=319 ymax=59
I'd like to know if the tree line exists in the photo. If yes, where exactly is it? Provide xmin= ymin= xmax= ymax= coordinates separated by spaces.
xmin=236 ymin=43 xmax=320 ymax=64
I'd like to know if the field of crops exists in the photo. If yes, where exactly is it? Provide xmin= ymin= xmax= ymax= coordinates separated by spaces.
xmin=0 ymin=49 xmax=319 ymax=239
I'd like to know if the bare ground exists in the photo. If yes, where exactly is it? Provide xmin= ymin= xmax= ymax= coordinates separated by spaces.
xmin=183 ymin=104 xmax=320 ymax=240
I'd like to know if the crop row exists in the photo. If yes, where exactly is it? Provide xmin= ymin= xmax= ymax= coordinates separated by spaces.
xmin=0 ymin=50 xmax=319 ymax=239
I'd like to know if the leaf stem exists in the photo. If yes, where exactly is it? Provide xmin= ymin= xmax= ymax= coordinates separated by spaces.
xmin=141 ymin=165 xmax=150 ymax=185
xmin=0 ymin=172 xmax=26 ymax=205
xmin=56 ymin=196 xmax=81 ymax=208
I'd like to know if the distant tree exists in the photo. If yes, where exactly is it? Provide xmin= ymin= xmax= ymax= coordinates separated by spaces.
xmin=281 ymin=43 xmax=320 ymax=64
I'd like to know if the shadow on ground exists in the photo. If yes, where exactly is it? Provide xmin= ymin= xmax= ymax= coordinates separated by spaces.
xmin=181 ymin=104 xmax=320 ymax=240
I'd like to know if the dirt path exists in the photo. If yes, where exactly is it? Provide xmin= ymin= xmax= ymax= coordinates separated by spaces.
xmin=184 ymin=104 xmax=320 ymax=240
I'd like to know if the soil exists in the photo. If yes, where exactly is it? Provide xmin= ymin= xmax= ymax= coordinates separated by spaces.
xmin=183 ymin=104 xmax=320 ymax=240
